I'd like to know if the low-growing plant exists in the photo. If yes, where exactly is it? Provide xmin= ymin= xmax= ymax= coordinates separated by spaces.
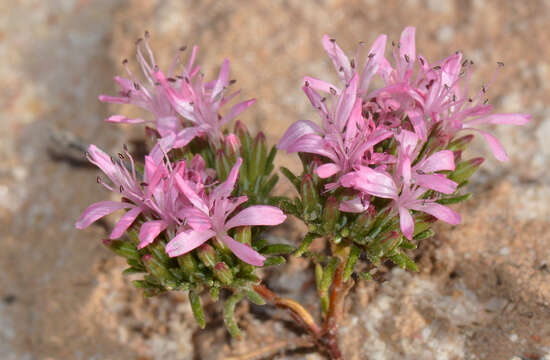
xmin=76 ymin=27 xmax=529 ymax=359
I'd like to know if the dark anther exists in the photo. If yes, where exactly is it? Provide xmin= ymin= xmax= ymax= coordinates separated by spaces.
xmin=469 ymin=60 xmax=474 ymax=65
xmin=329 ymin=38 xmax=336 ymax=43
xmin=184 ymin=77 xmax=190 ymax=84
xmin=140 ymin=182 xmax=148 ymax=187
xmin=135 ymin=38 xmax=143 ymax=45
xmin=416 ymin=169 xmax=425 ymax=175
xmin=497 ymin=61 xmax=504 ymax=67
xmin=483 ymin=98 xmax=489 ymax=104
xmin=330 ymin=87 xmax=337 ymax=95
xmin=462 ymin=59 xmax=468 ymax=67
xmin=419 ymin=57 xmax=425 ymax=66
xmin=338 ymin=66 xmax=344 ymax=72
xmin=304 ymin=80 xmax=310 ymax=87
xmin=119 ymin=185 xmax=124 ymax=193
xmin=468 ymin=98 xmax=473 ymax=102
xmin=154 ymin=82 xmax=161 ymax=86
xmin=320 ymin=97 xmax=326 ymax=102
xmin=350 ymin=59 xmax=355 ymax=68
xmin=96 ymin=176 xmax=101 ymax=184
xmin=404 ymin=54 xmax=410 ymax=63
xmin=122 ymin=59 xmax=129 ymax=65
xmin=110 ymin=156 xmax=116 ymax=164
xmin=144 ymin=30 xmax=150 ymax=38
xmin=179 ymin=45 xmax=187 ymax=52
xmin=482 ymin=85 xmax=486 ymax=93
xmin=118 ymin=153 xmax=124 ymax=160
xmin=133 ymin=82 xmax=140 ymax=90
xmin=123 ymin=144 xmax=129 ymax=151
xmin=167 ymin=77 xmax=177 ymax=83
xmin=176 ymin=75 xmax=183 ymax=80
xmin=433 ymin=65 xmax=441 ymax=70
xmin=368 ymin=53 xmax=375 ymax=59
xmin=153 ymin=65 xmax=159 ymax=72
xmin=391 ymin=40 xmax=396 ymax=47
xmin=229 ymin=79 xmax=237 ymax=85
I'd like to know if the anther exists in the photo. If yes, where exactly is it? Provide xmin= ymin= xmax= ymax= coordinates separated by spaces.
xmin=350 ymin=59 xmax=355 ymax=68
xmin=96 ymin=176 xmax=102 ymax=184
xmin=144 ymin=30 xmax=150 ymax=39
xmin=497 ymin=61 xmax=504 ymax=67
xmin=304 ymin=80 xmax=310 ymax=87
xmin=320 ymin=97 xmax=326 ymax=102
xmin=338 ymin=66 xmax=344 ymax=72
xmin=153 ymin=65 xmax=159 ymax=72
xmin=468 ymin=98 xmax=473 ymax=102
xmin=167 ymin=77 xmax=177 ymax=82
xmin=229 ymin=79 xmax=237 ymax=85
xmin=462 ymin=59 xmax=468 ymax=67
xmin=433 ymin=65 xmax=441 ymax=70
xmin=329 ymin=38 xmax=336 ymax=43
xmin=368 ymin=53 xmax=375 ymax=59
xmin=119 ymin=185 xmax=124 ymax=193
xmin=483 ymin=98 xmax=489 ymax=104
xmin=135 ymin=38 xmax=143 ymax=45
xmin=391 ymin=40 xmax=396 ymax=47
xmin=179 ymin=45 xmax=187 ymax=52
xmin=419 ymin=57 xmax=425 ymax=66
xmin=133 ymin=82 xmax=140 ymax=90
xmin=123 ymin=144 xmax=129 ymax=151
xmin=122 ymin=59 xmax=129 ymax=65
xmin=118 ymin=153 xmax=124 ymax=159
xmin=404 ymin=54 xmax=410 ymax=63
xmin=330 ymin=87 xmax=337 ymax=95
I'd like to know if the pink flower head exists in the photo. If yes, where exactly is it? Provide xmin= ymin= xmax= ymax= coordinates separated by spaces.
xmin=278 ymin=75 xmax=392 ymax=186
xmin=99 ymin=33 xmax=180 ymax=131
xmin=166 ymin=158 xmax=286 ymax=266
xmin=340 ymin=165 xmax=461 ymax=240
xmin=153 ymin=55 xmax=256 ymax=152
xmin=76 ymin=144 xmax=214 ymax=250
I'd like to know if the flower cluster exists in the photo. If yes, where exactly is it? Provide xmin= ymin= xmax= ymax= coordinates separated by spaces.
xmin=76 ymin=34 xmax=289 ymax=332
xmin=279 ymin=26 xmax=530 ymax=243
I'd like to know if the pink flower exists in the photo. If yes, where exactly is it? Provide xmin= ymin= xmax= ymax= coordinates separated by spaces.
xmin=340 ymin=165 xmax=460 ymax=240
xmin=166 ymin=158 xmax=286 ymax=266
xmin=153 ymin=56 xmax=256 ymax=152
xmin=278 ymin=75 xmax=392 ymax=185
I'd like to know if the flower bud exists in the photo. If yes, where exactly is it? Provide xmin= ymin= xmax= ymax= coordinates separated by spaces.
xmin=142 ymin=254 xmax=177 ymax=289
xmin=197 ymin=243 xmax=218 ymax=268
xmin=102 ymin=238 xmax=139 ymax=260
xmin=450 ymin=157 xmax=484 ymax=184
xmin=224 ymin=133 xmax=241 ymax=154
xmin=447 ymin=134 xmax=474 ymax=151
xmin=301 ymin=174 xmax=321 ymax=221
xmin=213 ymin=262 xmax=233 ymax=285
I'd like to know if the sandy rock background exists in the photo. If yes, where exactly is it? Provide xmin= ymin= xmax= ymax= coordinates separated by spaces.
xmin=1 ymin=0 xmax=549 ymax=359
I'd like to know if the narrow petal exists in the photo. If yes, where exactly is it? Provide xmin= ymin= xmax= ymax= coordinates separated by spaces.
xmin=278 ymin=120 xmax=323 ymax=150
xmin=166 ymin=229 xmax=215 ymax=257
xmin=418 ymin=150 xmax=456 ymax=172
xmin=105 ymin=115 xmax=146 ymax=124
xmin=398 ymin=206 xmax=414 ymax=240
xmin=222 ymin=235 xmax=265 ymax=266
xmin=399 ymin=27 xmax=416 ymax=63
xmin=303 ymin=76 xmax=339 ymax=94
xmin=174 ymin=173 xmax=209 ymax=214
xmin=339 ymin=197 xmax=369 ymax=213
xmin=225 ymin=205 xmax=286 ymax=230
xmin=211 ymin=158 xmax=242 ymax=200
xmin=75 ymin=201 xmax=132 ymax=229
xmin=467 ymin=113 xmax=531 ymax=126
xmin=315 ymin=163 xmax=341 ymax=178
xmin=109 ymin=206 xmax=142 ymax=239
xmin=335 ymin=74 xmax=358 ymax=132
xmin=469 ymin=128 xmax=509 ymax=161
xmin=212 ymin=58 xmax=230 ymax=101
xmin=415 ymin=174 xmax=458 ymax=194
xmin=285 ymin=134 xmax=336 ymax=160
xmin=138 ymin=220 xmax=168 ymax=249
xmin=410 ymin=201 xmax=461 ymax=225
xmin=340 ymin=166 xmax=398 ymax=199
xmin=180 ymin=207 xmax=212 ymax=231
xmin=221 ymin=99 xmax=256 ymax=126
xmin=322 ymin=35 xmax=352 ymax=81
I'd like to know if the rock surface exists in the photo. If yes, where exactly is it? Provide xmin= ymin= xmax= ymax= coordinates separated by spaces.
xmin=1 ymin=0 xmax=549 ymax=359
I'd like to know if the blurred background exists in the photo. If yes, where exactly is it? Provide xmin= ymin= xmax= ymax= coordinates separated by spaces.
xmin=1 ymin=1 xmax=549 ymax=359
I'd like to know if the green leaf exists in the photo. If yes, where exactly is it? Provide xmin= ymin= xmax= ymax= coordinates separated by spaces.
xmin=437 ymin=193 xmax=472 ymax=205
xmin=389 ymin=252 xmax=418 ymax=272
xmin=223 ymin=293 xmax=244 ymax=339
xmin=343 ymin=245 xmax=361 ymax=282
xmin=244 ymin=289 xmax=266 ymax=305
xmin=262 ymin=256 xmax=286 ymax=267
xmin=122 ymin=267 xmax=144 ymax=275
xmin=280 ymin=167 xmax=301 ymax=191
xmin=413 ymin=228 xmax=435 ymax=241
xmin=295 ymin=233 xmax=320 ymax=257
xmin=189 ymin=291 xmax=206 ymax=329
xmin=261 ymin=243 xmax=295 ymax=255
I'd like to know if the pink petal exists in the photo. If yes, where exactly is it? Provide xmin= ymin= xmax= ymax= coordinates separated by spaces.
xmin=410 ymin=202 xmax=461 ymax=225
xmin=418 ymin=150 xmax=456 ymax=172
xmin=86 ymin=144 xmax=117 ymax=178
xmin=395 ymin=129 xmax=419 ymax=156
xmin=75 ymin=201 xmax=132 ymax=229
xmin=173 ymin=127 xmax=202 ymax=148
xmin=399 ymin=27 xmax=416 ymax=63
xmin=441 ymin=53 xmax=462 ymax=87
xmin=467 ymin=113 xmax=531 ymax=126
xmin=174 ymin=173 xmax=209 ymax=214
xmin=109 ymin=206 xmax=142 ymax=239
xmin=156 ymin=116 xmax=180 ymax=137
xmin=303 ymin=76 xmax=339 ymax=94
xmin=406 ymin=110 xmax=427 ymax=141
xmin=470 ymin=128 xmax=509 ymax=161
xmin=211 ymin=158 xmax=242 ymax=200
xmin=315 ymin=163 xmax=341 ymax=178
xmin=105 ymin=115 xmax=145 ymax=124
xmin=398 ymin=206 xmax=414 ymax=240
xmin=339 ymin=197 xmax=369 ymax=213
xmin=278 ymin=120 xmax=323 ymax=150
xmin=359 ymin=34 xmax=387 ymax=94
xmin=98 ymin=95 xmax=129 ymax=105
xmin=340 ymin=166 xmax=398 ymax=199
xmin=335 ymin=74 xmax=358 ymax=132
xmin=181 ymin=207 xmax=212 ymax=231
xmin=322 ymin=35 xmax=352 ymax=81
xmin=222 ymin=235 xmax=265 ymax=266
xmin=415 ymin=174 xmax=458 ymax=194
xmin=166 ymin=229 xmax=216 ymax=257
xmin=398 ymin=155 xmax=412 ymax=186
xmin=285 ymin=134 xmax=336 ymax=161
xmin=225 ymin=205 xmax=286 ymax=230
xmin=212 ymin=58 xmax=230 ymax=101
xmin=138 ymin=220 xmax=168 ymax=249
xmin=221 ymin=99 xmax=256 ymax=126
